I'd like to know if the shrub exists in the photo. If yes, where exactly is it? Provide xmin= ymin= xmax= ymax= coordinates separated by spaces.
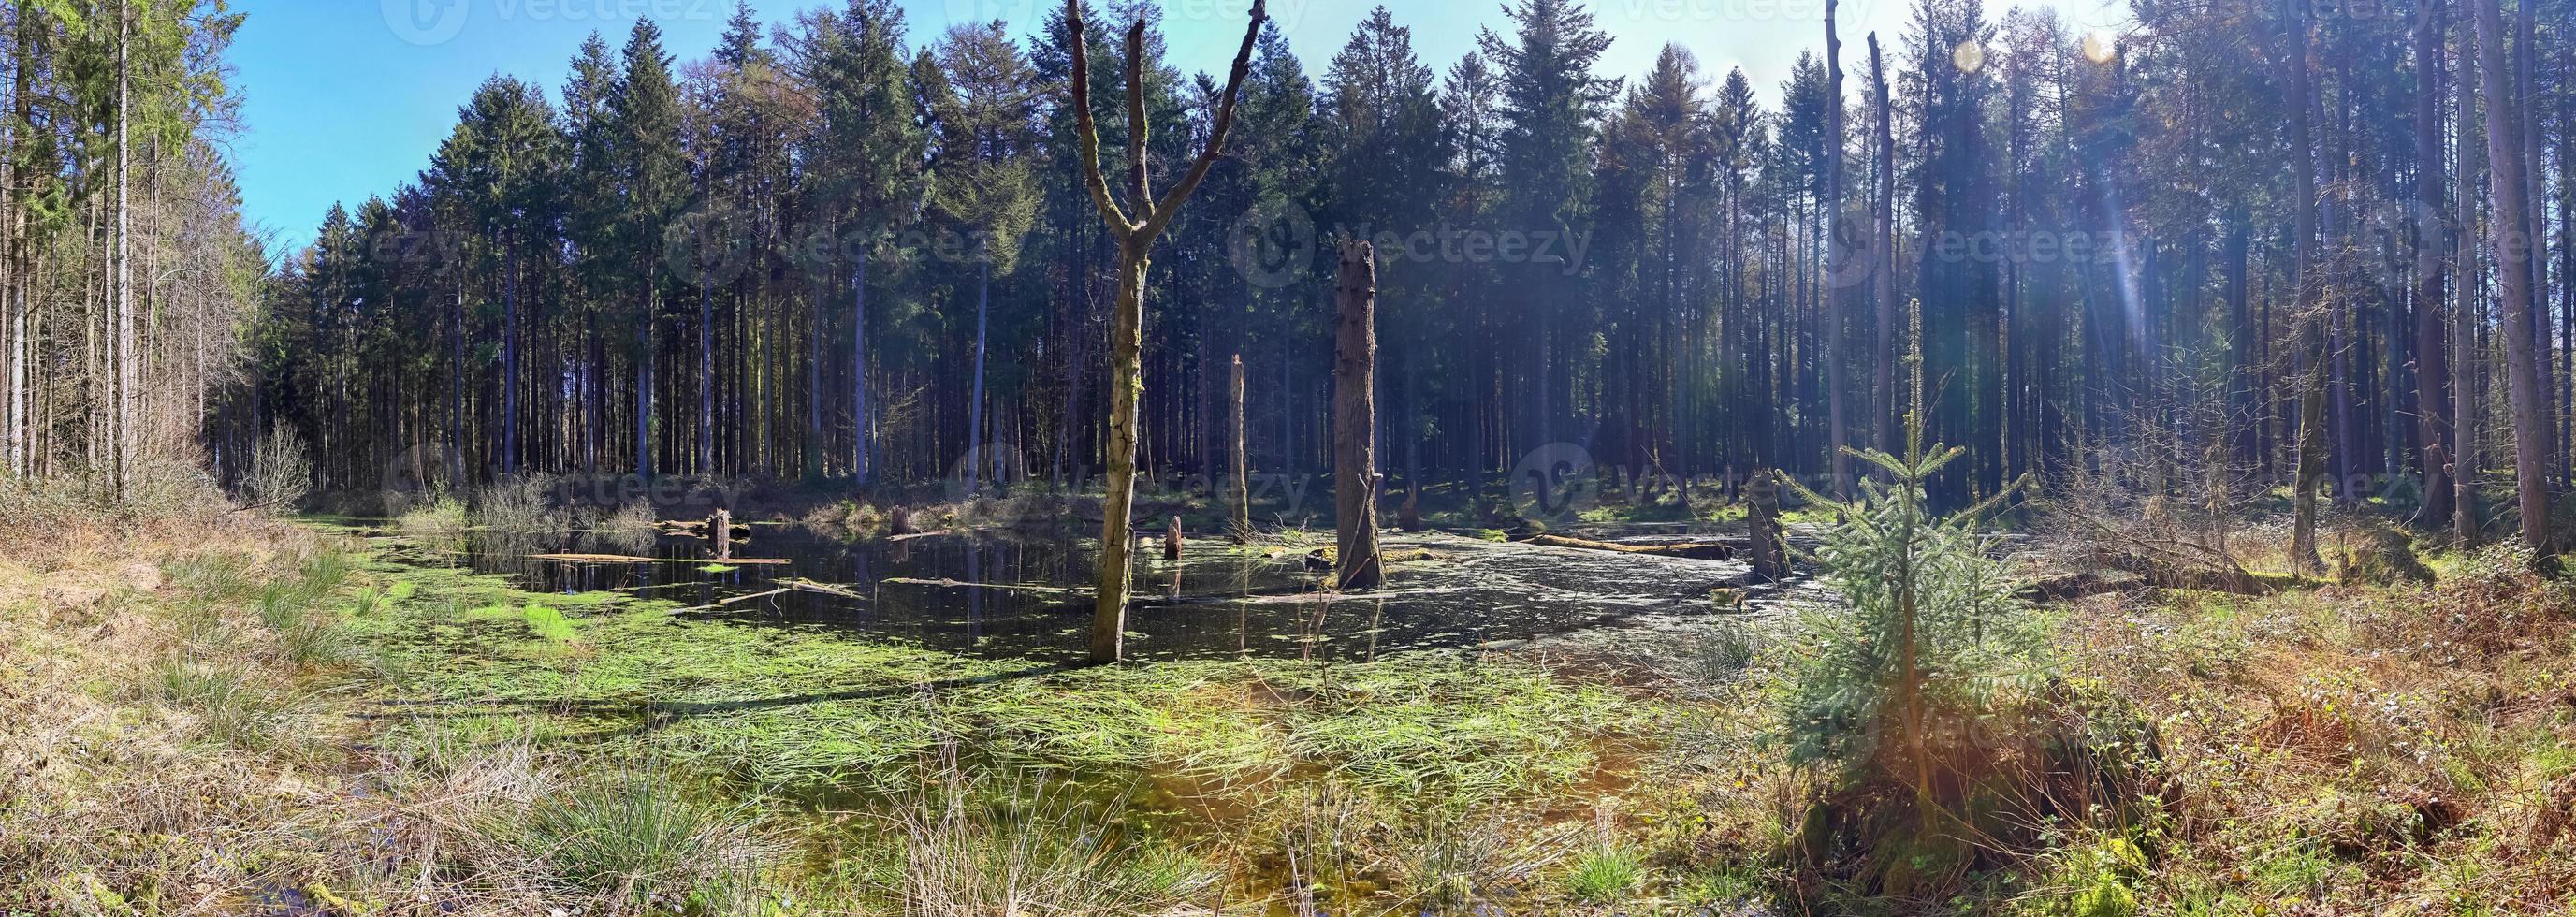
xmin=473 ymin=474 xmax=563 ymax=531
xmin=244 ymin=427 xmax=313 ymax=513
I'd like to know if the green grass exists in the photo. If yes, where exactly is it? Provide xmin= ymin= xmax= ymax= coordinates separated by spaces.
xmin=345 ymin=555 xmax=1660 ymax=812
xmin=142 ymin=654 xmax=286 ymax=749
xmin=485 ymin=770 xmax=764 ymax=904
xmin=1566 ymin=846 xmax=1644 ymax=901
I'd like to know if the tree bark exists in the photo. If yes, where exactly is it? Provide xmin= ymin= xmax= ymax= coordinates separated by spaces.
xmin=852 ymin=253 xmax=870 ymax=484
xmin=1334 ymin=240 xmax=1384 ymax=590
xmin=2472 ymin=0 xmax=2552 ymax=552
xmin=1090 ymin=248 xmax=1148 ymax=662
xmin=1870 ymin=35 xmax=1898 ymax=455
xmin=2456 ymin=31 xmax=2483 ymax=543
xmin=1824 ymin=0 xmax=1849 ymax=498
xmin=1231 ymin=353 xmax=1251 ymax=537
xmin=2413 ymin=3 xmax=2455 ymax=527
xmin=115 ymin=0 xmax=132 ymax=498
xmin=968 ymin=256 xmax=991 ymax=493
xmin=637 ymin=295 xmax=655 ymax=479
xmin=2287 ymin=6 xmax=2326 ymax=573
xmin=506 ymin=234 xmax=522 ymax=476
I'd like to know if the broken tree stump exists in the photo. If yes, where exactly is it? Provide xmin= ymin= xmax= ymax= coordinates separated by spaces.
xmin=1332 ymin=239 xmax=1384 ymax=590
xmin=1165 ymin=516 xmax=1184 ymax=560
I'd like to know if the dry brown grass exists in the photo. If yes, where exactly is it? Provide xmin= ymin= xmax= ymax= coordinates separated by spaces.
xmin=2059 ymin=546 xmax=2576 ymax=911
xmin=0 ymin=508 xmax=594 ymax=915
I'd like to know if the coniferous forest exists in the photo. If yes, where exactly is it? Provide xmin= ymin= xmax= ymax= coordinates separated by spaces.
xmin=6 ymin=0 xmax=2576 ymax=912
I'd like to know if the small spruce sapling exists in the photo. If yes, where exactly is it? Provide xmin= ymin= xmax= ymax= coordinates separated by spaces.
xmin=1779 ymin=301 xmax=2049 ymax=835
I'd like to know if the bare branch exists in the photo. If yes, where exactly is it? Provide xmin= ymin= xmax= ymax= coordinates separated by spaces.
xmin=1063 ymin=0 xmax=1134 ymax=237
xmin=1135 ymin=0 xmax=1265 ymax=243
xmin=1125 ymin=17 xmax=1149 ymax=209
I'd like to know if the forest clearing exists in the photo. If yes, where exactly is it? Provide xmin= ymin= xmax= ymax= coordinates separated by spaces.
xmin=7 ymin=0 xmax=2576 ymax=911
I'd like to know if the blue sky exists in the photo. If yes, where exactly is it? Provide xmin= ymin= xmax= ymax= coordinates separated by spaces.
xmin=231 ymin=0 xmax=2126 ymax=255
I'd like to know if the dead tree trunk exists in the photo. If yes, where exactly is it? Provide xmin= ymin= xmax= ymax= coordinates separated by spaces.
xmin=2456 ymin=28 xmax=2483 ymax=543
xmin=1748 ymin=467 xmax=1790 ymax=582
xmin=1334 ymin=240 xmax=1384 ymax=590
xmin=1067 ymin=0 xmax=1268 ymax=663
xmin=2472 ymin=0 xmax=2552 ymax=553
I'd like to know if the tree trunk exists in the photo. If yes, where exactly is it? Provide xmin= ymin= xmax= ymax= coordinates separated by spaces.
xmin=852 ymin=253 xmax=870 ymax=484
xmin=1824 ymin=0 xmax=1849 ymax=498
xmin=2413 ymin=4 xmax=2455 ymax=527
xmin=1090 ymin=248 xmax=1148 ymax=663
xmin=807 ymin=272 xmax=823 ymax=479
xmin=2472 ymin=0 xmax=2551 ymax=552
xmin=1870 ymin=35 xmax=1897 ymax=454
xmin=1231 ymin=353 xmax=1251 ymax=537
xmin=1748 ymin=467 xmax=1789 ymax=581
xmin=637 ymin=298 xmax=655 ymax=479
xmin=2287 ymin=6 xmax=2326 ymax=573
xmin=1334 ymin=240 xmax=1384 ymax=590
xmin=114 ymin=0 xmax=132 ymax=498
xmin=505 ymin=234 xmax=521 ymax=476
xmin=696 ymin=229 xmax=712 ymax=475
xmin=968 ymin=256 xmax=991 ymax=494
xmin=2456 ymin=34 xmax=2483 ymax=543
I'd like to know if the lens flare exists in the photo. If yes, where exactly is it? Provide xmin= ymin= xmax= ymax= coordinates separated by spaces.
xmin=2083 ymin=31 xmax=2118 ymax=65
xmin=1953 ymin=39 xmax=1987 ymax=73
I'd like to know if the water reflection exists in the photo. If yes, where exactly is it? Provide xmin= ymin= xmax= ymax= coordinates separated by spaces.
xmin=406 ymin=522 xmax=1779 ymax=663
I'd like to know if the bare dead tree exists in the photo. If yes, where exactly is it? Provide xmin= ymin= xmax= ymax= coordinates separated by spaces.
xmin=1064 ymin=0 xmax=1268 ymax=663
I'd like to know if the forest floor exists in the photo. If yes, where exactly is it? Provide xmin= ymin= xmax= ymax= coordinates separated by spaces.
xmin=4 ymin=497 xmax=2574 ymax=914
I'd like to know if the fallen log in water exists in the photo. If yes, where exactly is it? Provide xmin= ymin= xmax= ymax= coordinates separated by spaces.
xmin=880 ymin=577 xmax=1093 ymax=599
xmin=670 ymin=578 xmax=864 ymax=614
xmin=530 ymin=553 xmax=790 ymax=565
xmin=1522 ymin=534 xmax=1737 ymax=561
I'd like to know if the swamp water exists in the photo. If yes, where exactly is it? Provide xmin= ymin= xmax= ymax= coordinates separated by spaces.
xmin=382 ymin=521 xmax=1811 ymax=662
xmin=341 ymin=520 xmax=1820 ymax=911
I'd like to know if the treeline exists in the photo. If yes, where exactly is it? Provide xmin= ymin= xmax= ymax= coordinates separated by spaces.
xmin=0 ymin=1 xmax=262 ymax=498
xmin=11 ymin=0 xmax=2570 ymax=553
